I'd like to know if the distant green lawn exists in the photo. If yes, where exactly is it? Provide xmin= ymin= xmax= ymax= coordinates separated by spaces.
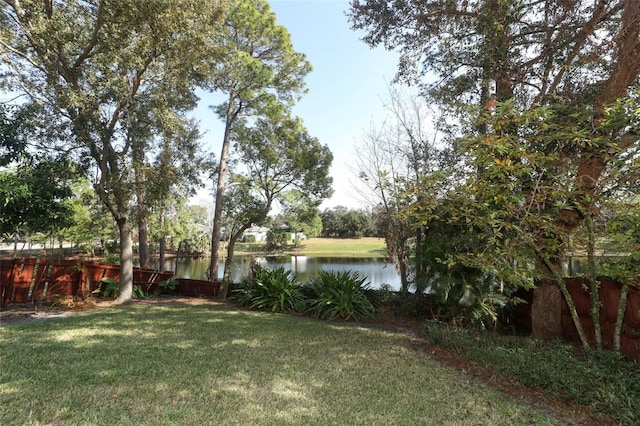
xmin=235 ymin=236 xmax=387 ymax=257
xmin=0 ymin=303 xmax=559 ymax=425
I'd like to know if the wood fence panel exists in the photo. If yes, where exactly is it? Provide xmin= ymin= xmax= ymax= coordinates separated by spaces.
xmin=177 ymin=279 xmax=220 ymax=297
xmin=133 ymin=268 xmax=173 ymax=295
xmin=621 ymin=336 xmax=640 ymax=360
xmin=9 ymin=258 xmax=38 ymax=304
xmin=0 ymin=259 xmax=15 ymax=307
xmin=47 ymin=261 xmax=82 ymax=298
xmin=0 ymin=259 xmax=181 ymax=304
xmin=560 ymin=278 xmax=640 ymax=361
xmin=565 ymin=278 xmax=591 ymax=313
xmin=103 ymin=265 xmax=120 ymax=279
xmin=29 ymin=258 xmax=51 ymax=303
xmin=81 ymin=262 xmax=113 ymax=294
xmin=600 ymin=281 xmax=621 ymax=324
xmin=624 ymin=290 xmax=640 ymax=329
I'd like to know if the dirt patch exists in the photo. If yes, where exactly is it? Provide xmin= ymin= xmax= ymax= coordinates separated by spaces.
xmin=0 ymin=297 xmax=612 ymax=425
xmin=0 ymin=306 xmax=73 ymax=326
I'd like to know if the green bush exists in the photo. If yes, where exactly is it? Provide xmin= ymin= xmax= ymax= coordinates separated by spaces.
xmin=157 ymin=279 xmax=180 ymax=295
xmin=266 ymin=230 xmax=287 ymax=251
xmin=91 ymin=277 xmax=144 ymax=299
xmin=242 ymin=234 xmax=256 ymax=243
xmin=304 ymin=270 xmax=375 ymax=321
xmin=364 ymin=283 xmax=397 ymax=307
xmin=102 ymin=254 xmax=120 ymax=265
xmin=231 ymin=265 xmax=304 ymax=313
xmin=92 ymin=277 xmax=119 ymax=298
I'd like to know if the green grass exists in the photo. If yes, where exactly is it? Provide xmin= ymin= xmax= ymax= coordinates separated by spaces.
xmin=0 ymin=303 xmax=559 ymax=425
xmin=234 ymin=237 xmax=387 ymax=257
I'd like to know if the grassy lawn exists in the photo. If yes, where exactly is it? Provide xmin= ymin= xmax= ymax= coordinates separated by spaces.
xmin=234 ymin=237 xmax=387 ymax=257
xmin=0 ymin=302 xmax=559 ymax=425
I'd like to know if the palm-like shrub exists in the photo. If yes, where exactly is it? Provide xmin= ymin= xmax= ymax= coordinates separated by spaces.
xmin=231 ymin=265 xmax=304 ymax=313
xmin=304 ymin=270 xmax=375 ymax=321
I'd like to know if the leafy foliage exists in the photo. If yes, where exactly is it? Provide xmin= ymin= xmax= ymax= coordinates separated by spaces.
xmin=350 ymin=0 xmax=640 ymax=351
xmin=304 ymin=270 xmax=375 ymax=321
xmin=208 ymin=0 xmax=314 ymax=278
xmin=265 ymin=230 xmax=287 ymax=251
xmin=2 ymin=0 xmax=224 ymax=303
xmin=424 ymin=321 xmax=640 ymax=424
xmin=92 ymin=277 xmax=119 ymax=299
xmin=217 ymin=111 xmax=333 ymax=294
xmin=92 ymin=277 xmax=145 ymax=299
xmin=232 ymin=265 xmax=304 ymax=313
xmin=0 ymin=160 xmax=76 ymax=240
xmin=157 ymin=279 xmax=180 ymax=295
xmin=320 ymin=206 xmax=376 ymax=238
xmin=0 ymin=104 xmax=31 ymax=167
xmin=409 ymin=203 xmax=523 ymax=328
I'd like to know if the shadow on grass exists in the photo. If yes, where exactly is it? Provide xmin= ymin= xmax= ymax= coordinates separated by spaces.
xmin=0 ymin=302 xmax=560 ymax=425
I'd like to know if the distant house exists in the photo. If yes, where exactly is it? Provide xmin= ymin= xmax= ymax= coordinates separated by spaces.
xmin=289 ymin=230 xmax=307 ymax=241
xmin=242 ymin=226 xmax=270 ymax=242
xmin=240 ymin=226 xmax=307 ymax=242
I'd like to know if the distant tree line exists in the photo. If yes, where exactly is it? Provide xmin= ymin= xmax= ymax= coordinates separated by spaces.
xmin=319 ymin=206 xmax=383 ymax=238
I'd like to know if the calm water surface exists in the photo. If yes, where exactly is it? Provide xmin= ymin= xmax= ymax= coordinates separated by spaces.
xmin=153 ymin=255 xmax=401 ymax=290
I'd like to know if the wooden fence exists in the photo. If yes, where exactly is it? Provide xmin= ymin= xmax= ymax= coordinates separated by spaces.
xmin=517 ymin=278 xmax=640 ymax=362
xmin=560 ymin=278 xmax=640 ymax=360
xmin=0 ymin=258 xmax=220 ymax=307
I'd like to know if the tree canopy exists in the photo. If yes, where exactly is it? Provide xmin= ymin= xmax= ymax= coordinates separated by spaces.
xmin=1 ymin=0 xmax=225 ymax=303
xmin=350 ymin=0 xmax=640 ymax=340
xmin=217 ymin=112 xmax=332 ymax=295
xmin=0 ymin=160 xmax=76 ymax=244
xmin=206 ymin=0 xmax=313 ymax=280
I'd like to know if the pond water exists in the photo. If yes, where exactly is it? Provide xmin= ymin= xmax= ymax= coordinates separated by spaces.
xmin=151 ymin=255 xmax=401 ymax=290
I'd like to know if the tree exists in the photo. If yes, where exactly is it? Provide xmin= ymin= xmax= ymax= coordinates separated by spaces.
xmin=277 ymin=191 xmax=324 ymax=240
xmin=319 ymin=207 xmax=376 ymax=238
xmin=1 ymin=1 xmax=224 ymax=303
xmin=408 ymin=99 xmax=640 ymax=342
xmin=0 ymin=103 xmax=31 ymax=166
xmin=137 ymin=115 xmax=205 ymax=269
xmin=0 ymin=160 xmax=76 ymax=255
xmin=350 ymin=0 xmax=640 ymax=346
xmin=600 ymin=201 xmax=640 ymax=352
xmin=148 ymin=197 xmax=211 ymax=266
xmin=350 ymin=0 xmax=640 ymax=245
xmin=205 ymin=0 xmax=312 ymax=281
xmin=354 ymin=86 xmax=451 ymax=294
xmin=60 ymin=179 xmax=115 ymax=255
xmin=218 ymin=112 xmax=333 ymax=297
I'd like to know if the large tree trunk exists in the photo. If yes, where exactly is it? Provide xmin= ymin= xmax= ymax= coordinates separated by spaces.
xmin=220 ymin=224 xmax=250 ymax=299
xmin=158 ymin=206 xmax=166 ymax=270
xmin=210 ymin=105 xmax=237 ymax=282
xmin=614 ymin=282 xmax=630 ymax=352
xmin=531 ymin=1 xmax=640 ymax=349
xmin=531 ymin=283 xmax=563 ymax=339
xmin=138 ymin=215 xmax=150 ymax=269
xmin=116 ymin=216 xmax=134 ymax=305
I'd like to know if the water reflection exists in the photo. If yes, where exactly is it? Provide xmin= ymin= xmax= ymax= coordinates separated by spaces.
xmin=152 ymin=255 xmax=400 ymax=290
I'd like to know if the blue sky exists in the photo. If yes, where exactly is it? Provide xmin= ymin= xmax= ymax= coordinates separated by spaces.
xmin=192 ymin=0 xmax=400 ymax=210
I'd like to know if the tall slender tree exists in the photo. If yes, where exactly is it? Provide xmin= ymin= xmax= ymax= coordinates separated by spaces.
xmin=205 ymin=0 xmax=312 ymax=281
xmin=354 ymin=86 xmax=451 ymax=294
xmin=217 ymin=112 xmax=332 ymax=297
